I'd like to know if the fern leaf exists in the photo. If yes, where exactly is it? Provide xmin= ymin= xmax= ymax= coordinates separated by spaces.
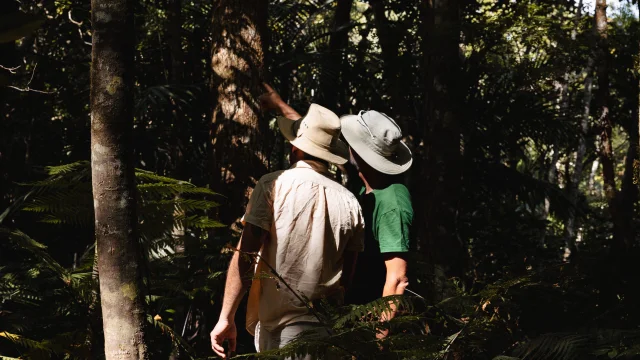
xmin=0 ymin=332 xmax=53 ymax=356
xmin=44 ymin=161 xmax=90 ymax=175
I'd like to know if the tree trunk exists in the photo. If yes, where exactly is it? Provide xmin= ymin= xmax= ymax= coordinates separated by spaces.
xmin=167 ymin=0 xmax=183 ymax=83
xmin=563 ymin=0 xmax=591 ymax=260
xmin=619 ymin=132 xmax=638 ymax=234
xmin=369 ymin=0 xmax=407 ymax=118
xmin=594 ymin=0 xmax=627 ymax=251
xmin=272 ymin=44 xmax=294 ymax=172
xmin=318 ymin=0 xmax=353 ymax=111
xmin=210 ymin=0 xmax=268 ymax=229
xmin=588 ymin=158 xmax=600 ymax=194
xmin=564 ymin=57 xmax=594 ymax=261
xmin=420 ymin=0 xmax=466 ymax=303
xmin=90 ymin=0 xmax=149 ymax=357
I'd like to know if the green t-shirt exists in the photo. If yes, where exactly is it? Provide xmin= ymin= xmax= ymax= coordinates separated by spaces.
xmin=361 ymin=183 xmax=413 ymax=253
xmin=347 ymin=183 xmax=413 ymax=305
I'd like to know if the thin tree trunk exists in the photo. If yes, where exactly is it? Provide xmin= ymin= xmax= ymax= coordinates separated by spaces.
xmin=594 ymin=0 xmax=626 ymax=251
xmin=539 ymin=144 xmax=560 ymax=245
xmin=90 ymin=0 xmax=149 ymax=357
xmin=369 ymin=0 xmax=407 ymax=118
xmin=618 ymin=111 xmax=639 ymax=247
xmin=564 ymin=0 xmax=592 ymax=260
xmin=564 ymin=58 xmax=593 ymax=261
xmin=588 ymin=158 xmax=600 ymax=194
xmin=420 ymin=0 xmax=466 ymax=303
xmin=318 ymin=0 xmax=353 ymax=111
xmin=210 ymin=0 xmax=268 ymax=229
xmin=167 ymin=0 xmax=183 ymax=83
xmin=273 ymin=43 xmax=294 ymax=171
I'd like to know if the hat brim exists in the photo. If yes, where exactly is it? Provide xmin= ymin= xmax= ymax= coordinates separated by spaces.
xmin=340 ymin=114 xmax=413 ymax=175
xmin=277 ymin=116 xmax=349 ymax=165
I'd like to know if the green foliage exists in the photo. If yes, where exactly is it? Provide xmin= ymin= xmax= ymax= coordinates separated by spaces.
xmin=235 ymin=295 xmax=442 ymax=360
xmin=0 ymin=166 xmax=228 ymax=359
xmin=2 ymin=0 xmax=640 ymax=359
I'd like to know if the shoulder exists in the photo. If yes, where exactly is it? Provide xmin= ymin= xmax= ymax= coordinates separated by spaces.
xmin=375 ymin=183 xmax=413 ymax=215
xmin=256 ymin=170 xmax=287 ymax=187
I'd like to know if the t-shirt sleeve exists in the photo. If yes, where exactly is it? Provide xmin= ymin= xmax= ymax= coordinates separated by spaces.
xmin=346 ymin=204 xmax=365 ymax=252
xmin=376 ymin=209 xmax=411 ymax=253
xmin=242 ymin=180 xmax=273 ymax=231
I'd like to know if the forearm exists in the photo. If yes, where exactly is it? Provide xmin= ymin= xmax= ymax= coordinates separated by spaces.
xmin=219 ymin=251 xmax=253 ymax=321
xmin=276 ymin=102 xmax=302 ymax=120
xmin=382 ymin=279 xmax=405 ymax=297
xmin=219 ymin=224 xmax=265 ymax=321
xmin=381 ymin=276 xmax=408 ymax=321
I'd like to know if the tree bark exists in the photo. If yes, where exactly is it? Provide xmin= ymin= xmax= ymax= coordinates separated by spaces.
xmin=317 ymin=0 xmax=353 ymax=111
xmin=563 ymin=0 xmax=591 ymax=261
xmin=90 ymin=0 xmax=149 ymax=357
xmin=564 ymin=57 xmax=593 ymax=261
xmin=167 ymin=0 xmax=183 ymax=83
xmin=369 ymin=0 xmax=407 ymax=118
xmin=420 ymin=0 xmax=466 ymax=303
xmin=210 ymin=0 xmax=268 ymax=229
xmin=594 ymin=0 xmax=627 ymax=251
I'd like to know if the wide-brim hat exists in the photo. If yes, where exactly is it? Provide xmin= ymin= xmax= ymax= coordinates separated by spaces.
xmin=277 ymin=104 xmax=349 ymax=165
xmin=340 ymin=110 xmax=412 ymax=175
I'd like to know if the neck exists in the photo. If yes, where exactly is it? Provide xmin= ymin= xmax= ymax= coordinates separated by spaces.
xmin=358 ymin=168 xmax=392 ymax=194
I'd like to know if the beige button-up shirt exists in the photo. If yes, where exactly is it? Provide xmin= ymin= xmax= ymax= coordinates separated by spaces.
xmin=243 ymin=160 xmax=365 ymax=334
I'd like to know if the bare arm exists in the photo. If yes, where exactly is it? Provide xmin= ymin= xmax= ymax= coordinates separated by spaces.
xmin=377 ymin=254 xmax=409 ymax=339
xmin=211 ymin=223 xmax=268 ymax=358
xmin=219 ymin=224 xmax=267 ymax=319
xmin=260 ymin=83 xmax=302 ymax=119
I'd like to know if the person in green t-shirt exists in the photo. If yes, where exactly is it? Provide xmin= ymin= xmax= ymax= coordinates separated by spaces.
xmin=340 ymin=110 xmax=414 ymax=339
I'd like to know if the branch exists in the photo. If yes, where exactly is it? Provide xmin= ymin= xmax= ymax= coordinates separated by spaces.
xmin=68 ymin=10 xmax=83 ymax=26
xmin=68 ymin=10 xmax=91 ymax=46
xmin=231 ymin=246 xmax=330 ymax=331
xmin=5 ymin=63 xmax=54 ymax=94
xmin=0 ymin=64 xmax=21 ymax=74
xmin=6 ymin=86 xmax=54 ymax=94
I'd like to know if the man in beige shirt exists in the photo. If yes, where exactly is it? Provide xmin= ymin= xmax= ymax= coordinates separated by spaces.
xmin=210 ymin=85 xmax=364 ymax=359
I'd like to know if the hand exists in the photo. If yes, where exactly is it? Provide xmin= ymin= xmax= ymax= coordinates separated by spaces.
xmin=376 ymin=328 xmax=389 ymax=340
xmin=376 ymin=327 xmax=389 ymax=351
xmin=210 ymin=319 xmax=237 ymax=358
xmin=259 ymin=83 xmax=284 ymax=113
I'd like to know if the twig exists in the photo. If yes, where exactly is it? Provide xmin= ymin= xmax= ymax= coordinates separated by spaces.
xmin=68 ymin=10 xmax=83 ymax=26
xmin=6 ymin=63 xmax=54 ymax=94
xmin=6 ymin=86 xmax=53 ymax=94
xmin=68 ymin=10 xmax=91 ymax=46
xmin=235 ymin=248 xmax=330 ymax=331
xmin=27 ymin=63 xmax=37 ymax=86
xmin=0 ymin=64 xmax=21 ymax=74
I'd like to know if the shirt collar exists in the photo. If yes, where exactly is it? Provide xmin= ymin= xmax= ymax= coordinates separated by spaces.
xmin=290 ymin=160 xmax=331 ymax=176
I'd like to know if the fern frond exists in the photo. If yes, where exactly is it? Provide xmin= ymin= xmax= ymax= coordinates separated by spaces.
xmin=334 ymin=295 xmax=416 ymax=329
xmin=137 ymin=183 xmax=218 ymax=197
xmin=513 ymin=333 xmax=590 ymax=360
xmin=0 ymin=228 xmax=69 ymax=282
xmin=148 ymin=315 xmax=196 ymax=359
xmin=0 ymin=332 xmax=53 ymax=356
xmin=44 ymin=161 xmax=90 ymax=175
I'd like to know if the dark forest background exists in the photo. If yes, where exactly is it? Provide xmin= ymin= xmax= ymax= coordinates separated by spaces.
xmin=1 ymin=0 xmax=640 ymax=359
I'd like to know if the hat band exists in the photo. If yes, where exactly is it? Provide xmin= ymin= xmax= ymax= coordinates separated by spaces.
xmin=297 ymin=126 xmax=337 ymax=149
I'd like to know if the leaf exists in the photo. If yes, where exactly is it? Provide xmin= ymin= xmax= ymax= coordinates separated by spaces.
xmin=0 ymin=12 xmax=45 ymax=43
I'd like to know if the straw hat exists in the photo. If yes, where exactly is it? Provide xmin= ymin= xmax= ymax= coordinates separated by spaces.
xmin=340 ymin=110 xmax=413 ymax=175
xmin=277 ymin=104 xmax=349 ymax=165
